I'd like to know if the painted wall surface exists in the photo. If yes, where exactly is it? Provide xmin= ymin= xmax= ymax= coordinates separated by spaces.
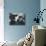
xmin=4 ymin=0 xmax=40 ymax=42
xmin=40 ymin=0 xmax=46 ymax=27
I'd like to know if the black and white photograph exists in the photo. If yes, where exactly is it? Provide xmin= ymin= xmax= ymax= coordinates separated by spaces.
xmin=9 ymin=13 xmax=25 ymax=25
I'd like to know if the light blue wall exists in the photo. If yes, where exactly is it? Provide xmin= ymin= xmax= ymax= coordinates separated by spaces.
xmin=40 ymin=0 xmax=46 ymax=27
xmin=4 ymin=0 xmax=40 ymax=42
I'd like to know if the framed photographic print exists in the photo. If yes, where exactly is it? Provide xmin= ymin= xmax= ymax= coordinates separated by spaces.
xmin=9 ymin=13 xmax=25 ymax=25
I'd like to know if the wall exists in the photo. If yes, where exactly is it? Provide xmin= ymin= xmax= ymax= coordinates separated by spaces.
xmin=40 ymin=0 xmax=46 ymax=26
xmin=4 ymin=0 xmax=40 ymax=42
